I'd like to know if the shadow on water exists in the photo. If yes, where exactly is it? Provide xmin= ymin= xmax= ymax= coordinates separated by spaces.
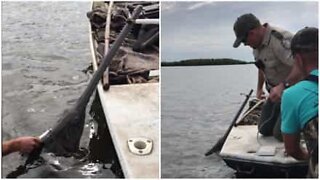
xmin=5 ymin=91 xmax=124 ymax=178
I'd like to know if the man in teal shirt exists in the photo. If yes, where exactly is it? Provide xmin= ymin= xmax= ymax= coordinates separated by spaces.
xmin=281 ymin=27 xmax=318 ymax=177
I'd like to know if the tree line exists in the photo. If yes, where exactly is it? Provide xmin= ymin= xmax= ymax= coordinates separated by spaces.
xmin=161 ymin=58 xmax=253 ymax=66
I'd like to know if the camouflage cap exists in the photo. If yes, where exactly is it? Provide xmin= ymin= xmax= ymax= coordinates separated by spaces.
xmin=291 ymin=27 xmax=318 ymax=54
xmin=233 ymin=13 xmax=261 ymax=48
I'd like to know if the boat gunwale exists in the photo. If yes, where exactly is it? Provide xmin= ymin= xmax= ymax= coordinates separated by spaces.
xmin=88 ymin=1 xmax=159 ymax=178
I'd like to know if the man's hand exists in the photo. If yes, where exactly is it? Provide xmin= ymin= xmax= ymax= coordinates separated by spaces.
xmin=269 ymin=83 xmax=285 ymax=102
xmin=2 ymin=136 xmax=41 ymax=156
xmin=14 ymin=136 xmax=41 ymax=154
xmin=283 ymin=133 xmax=309 ymax=160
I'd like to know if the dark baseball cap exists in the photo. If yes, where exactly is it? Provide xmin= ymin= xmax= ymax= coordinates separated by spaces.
xmin=233 ymin=13 xmax=261 ymax=48
xmin=291 ymin=27 xmax=318 ymax=54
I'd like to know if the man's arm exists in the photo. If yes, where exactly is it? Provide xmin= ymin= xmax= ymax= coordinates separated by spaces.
xmin=269 ymin=61 xmax=304 ymax=102
xmin=256 ymin=69 xmax=265 ymax=99
xmin=2 ymin=136 xmax=41 ymax=156
xmin=282 ymin=133 xmax=308 ymax=160
xmin=282 ymin=60 xmax=304 ymax=85
xmin=269 ymin=35 xmax=304 ymax=102
xmin=281 ymin=86 xmax=308 ymax=160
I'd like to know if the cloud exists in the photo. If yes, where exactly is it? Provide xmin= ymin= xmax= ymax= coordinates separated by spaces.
xmin=187 ymin=2 xmax=216 ymax=11
xmin=161 ymin=1 xmax=318 ymax=61
xmin=161 ymin=2 xmax=178 ymax=12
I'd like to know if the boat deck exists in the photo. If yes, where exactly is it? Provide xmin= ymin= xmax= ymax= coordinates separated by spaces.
xmin=96 ymin=82 xmax=159 ymax=178
xmin=220 ymin=125 xmax=305 ymax=165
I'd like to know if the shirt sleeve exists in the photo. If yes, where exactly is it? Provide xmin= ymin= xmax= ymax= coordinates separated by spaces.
xmin=281 ymin=88 xmax=300 ymax=134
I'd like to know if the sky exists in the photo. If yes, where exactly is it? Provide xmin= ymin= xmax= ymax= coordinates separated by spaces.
xmin=161 ymin=1 xmax=318 ymax=62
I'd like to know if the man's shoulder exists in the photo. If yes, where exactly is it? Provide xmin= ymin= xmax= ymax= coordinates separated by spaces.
xmin=283 ymin=81 xmax=306 ymax=99
xmin=268 ymin=25 xmax=293 ymax=49
xmin=284 ymin=79 xmax=317 ymax=99
xmin=268 ymin=25 xmax=293 ymax=39
xmin=283 ymin=84 xmax=301 ymax=100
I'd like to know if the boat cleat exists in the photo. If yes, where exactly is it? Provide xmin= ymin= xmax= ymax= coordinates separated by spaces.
xmin=127 ymin=137 xmax=153 ymax=156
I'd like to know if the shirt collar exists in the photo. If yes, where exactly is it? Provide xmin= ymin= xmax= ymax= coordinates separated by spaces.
xmin=260 ymin=23 xmax=272 ymax=48
xmin=310 ymin=69 xmax=318 ymax=76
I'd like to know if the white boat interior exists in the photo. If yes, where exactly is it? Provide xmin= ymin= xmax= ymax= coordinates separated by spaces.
xmin=96 ymin=82 xmax=159 ymax=178
xmin=220 ymin=125 xmax=306 ymax=165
